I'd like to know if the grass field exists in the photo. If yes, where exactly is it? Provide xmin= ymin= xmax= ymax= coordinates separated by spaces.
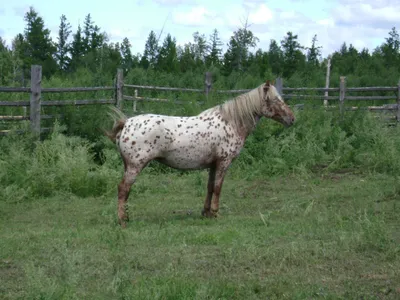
xmin=1 ymin=108 xmax=400 ymax=299
xmin=1 ymin=170 xmax=400 ymax=299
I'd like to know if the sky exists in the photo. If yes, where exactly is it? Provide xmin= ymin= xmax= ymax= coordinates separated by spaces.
xmin=0 ymin=0 xmax=399 ymax=58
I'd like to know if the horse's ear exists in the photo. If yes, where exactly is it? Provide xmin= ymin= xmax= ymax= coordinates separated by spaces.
xmin=264 ymin=80 xmax=270 ymax=92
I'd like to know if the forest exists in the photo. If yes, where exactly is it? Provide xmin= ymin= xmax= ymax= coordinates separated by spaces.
xmin=1 ymin=6 xmax=400 ymax=90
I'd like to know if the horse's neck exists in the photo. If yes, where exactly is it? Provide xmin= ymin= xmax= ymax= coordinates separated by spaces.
xmin=238 ymin=114 xmax=262 ymax=139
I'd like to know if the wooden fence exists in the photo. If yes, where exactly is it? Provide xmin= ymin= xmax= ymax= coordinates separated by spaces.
xmin=1 ymin=65 xmax=400 ymax=136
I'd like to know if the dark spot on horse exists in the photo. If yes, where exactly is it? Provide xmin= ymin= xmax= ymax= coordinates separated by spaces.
xmin=156 ymin=121 xmax=161 ymax=125
xmin=178 ymin=124 xmax=182 ymax=128
xmin=135 ymin=154 xmax=140 ymax=158
xmin=132 ymin=141 xmax=136 ymax=145
xmin=154 ymin=139 xmax=157 ymax=144
xmin=142 ymin=131 xmax=145 ymax=135
xmin=162 ymin=119 xmax=165 ymax=122
xmin=156 ymin=135 xmax=160 ymax=139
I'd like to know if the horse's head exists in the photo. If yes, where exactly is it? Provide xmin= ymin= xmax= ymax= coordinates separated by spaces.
xmin=261 ymin=80 xmax=295 ymax=127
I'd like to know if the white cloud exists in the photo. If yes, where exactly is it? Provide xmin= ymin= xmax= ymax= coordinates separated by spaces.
xmin=333 ymin=1 xmax=400 ymax=28
xmin=248 ymin=4 xmax=273 ymax=24
xmin=317 ymin=18 xmax=334 ymax=27
xmin=154 ymin=0 xmax=196 ymax=4
xmin=172 ymin=6 xmax=222 ymax=27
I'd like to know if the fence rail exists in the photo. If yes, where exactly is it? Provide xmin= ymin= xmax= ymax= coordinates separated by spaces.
xmin=1 ymin=65 xmax=400 ymax=136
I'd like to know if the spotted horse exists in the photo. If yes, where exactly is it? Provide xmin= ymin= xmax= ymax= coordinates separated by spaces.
xmin=106 ymin=80 xmax=295 ymax=227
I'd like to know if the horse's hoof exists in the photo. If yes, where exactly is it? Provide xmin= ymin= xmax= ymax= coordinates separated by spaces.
xmin=118 ymin=218 xmax=129 ymax=228
xmin=201 ymin=209 xmax=218 ymax=218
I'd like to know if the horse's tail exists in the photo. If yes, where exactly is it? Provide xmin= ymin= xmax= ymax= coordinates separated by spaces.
xmin=104 ymin=106 xmax=127 ymax=143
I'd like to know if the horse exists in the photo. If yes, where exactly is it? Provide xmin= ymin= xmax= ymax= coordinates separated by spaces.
xmin=106 ymin=80 xmax=295 ymax=227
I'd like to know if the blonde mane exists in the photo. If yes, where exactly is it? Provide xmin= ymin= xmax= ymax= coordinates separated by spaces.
xmin=218 ymin=83 xmax=280 ymax=130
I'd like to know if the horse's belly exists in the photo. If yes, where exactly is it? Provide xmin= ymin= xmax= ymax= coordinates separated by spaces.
xmin=157 ymin=148 xmax=214 ymax=170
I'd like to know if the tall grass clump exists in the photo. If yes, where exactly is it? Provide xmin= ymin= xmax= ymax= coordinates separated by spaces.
xmin=231 ymin=107 xmax=400 ymax=177
xmin=0 ymin=122 xmax=121 ymax=202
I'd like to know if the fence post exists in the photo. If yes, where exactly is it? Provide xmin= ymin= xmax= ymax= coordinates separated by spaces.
xmin=30 ymin=65 xmax=42 ymax=136
xmin=204 ymin=72 xmax=212 ymax=97
xmin=275 ymin=77 xmax=283 ymax=95
xmin=133 ymin=89 xmax=138 ymax=113
xmin=397 ymin=80 xmax=400 ymax=123
xmin=324 ymin=56 xmax=331 ymax=107
xmin=339 ymin=76 xmax=346 ymax=119
xmin=116 ymin=68 xmax=124 ymax=110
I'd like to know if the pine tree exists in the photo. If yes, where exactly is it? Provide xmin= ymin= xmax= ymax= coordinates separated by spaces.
xmin=121 ymin=37 xmax=134 ymax=73
xmin=0 ymin=38 xmax=13 ymax=84
xmin=140 ymin=30 xmax=159 ymax=69
xmin=380 ymin=27 xmax=400 ymax=67
xmin=281 ymin=31 xmax=305 ymax=78
xmin=90 ymin=25 xmax=105 ymax=51
xmin=83 ymin=14 xmax=94 ymax=53
xmin=56 ymin=14 xmax=72 ymax=72
xmin=11 ymin=34 xmax=25 ymax=85
xmin=69 ymin=24 xmax=85 ymax=71
xmin=177 ymin=44 xmax=196 ymax=73
xmin=192 ymin=31 xmax=208 ymax=67
xmin=206 ymin=29 xmax=223 ymax=67
xmin=268 ymin=39 xmax=283 ymax=76
xmin=223 ymin=21 xmax=259 ymax=74
xmin=23 ymin=6 xmax=57 ymax=77
xmin=306 ymin=34 xmax=322 ymax=67
xmin=157 ymin=34 xmax=178 ymax=73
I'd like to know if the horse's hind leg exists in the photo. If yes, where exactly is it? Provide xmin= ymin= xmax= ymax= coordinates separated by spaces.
xmin=118 ymin=164 xmax=142 ymax=228
xmin=202 ymin=165 xmax=216 ymax=217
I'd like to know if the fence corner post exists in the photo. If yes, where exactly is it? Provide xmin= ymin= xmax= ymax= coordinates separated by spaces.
xmin=30 ymin=65 xmax=42 ymax=136
xmin=204 ymin=72 xmax=212 ymax=97
xmin=116 ymin=68 xmax=124 ymax=110
xmin=397 ymin=79 xmax=400 ymax=123
xmin=275 ymin=77 xmax=283 ymax=95
xmin=339 ymin=76 xmax=346 ymax=119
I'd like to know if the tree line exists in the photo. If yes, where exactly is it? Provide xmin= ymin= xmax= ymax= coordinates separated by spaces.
xmin=0 ymin=6 xmax=399 ymax=88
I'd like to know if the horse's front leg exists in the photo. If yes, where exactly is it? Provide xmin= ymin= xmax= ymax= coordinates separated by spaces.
xmin=202 ymin=165 xmax=216 ymax=217
xmin=207 ymin=159 xmax=231 ymax=218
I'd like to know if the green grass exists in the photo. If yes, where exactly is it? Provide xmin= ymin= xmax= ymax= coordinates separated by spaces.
xmin=1 ymin=171 xmax=399 ymax=299
xmin=1 ymin=108 xmax=400 ymax=299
